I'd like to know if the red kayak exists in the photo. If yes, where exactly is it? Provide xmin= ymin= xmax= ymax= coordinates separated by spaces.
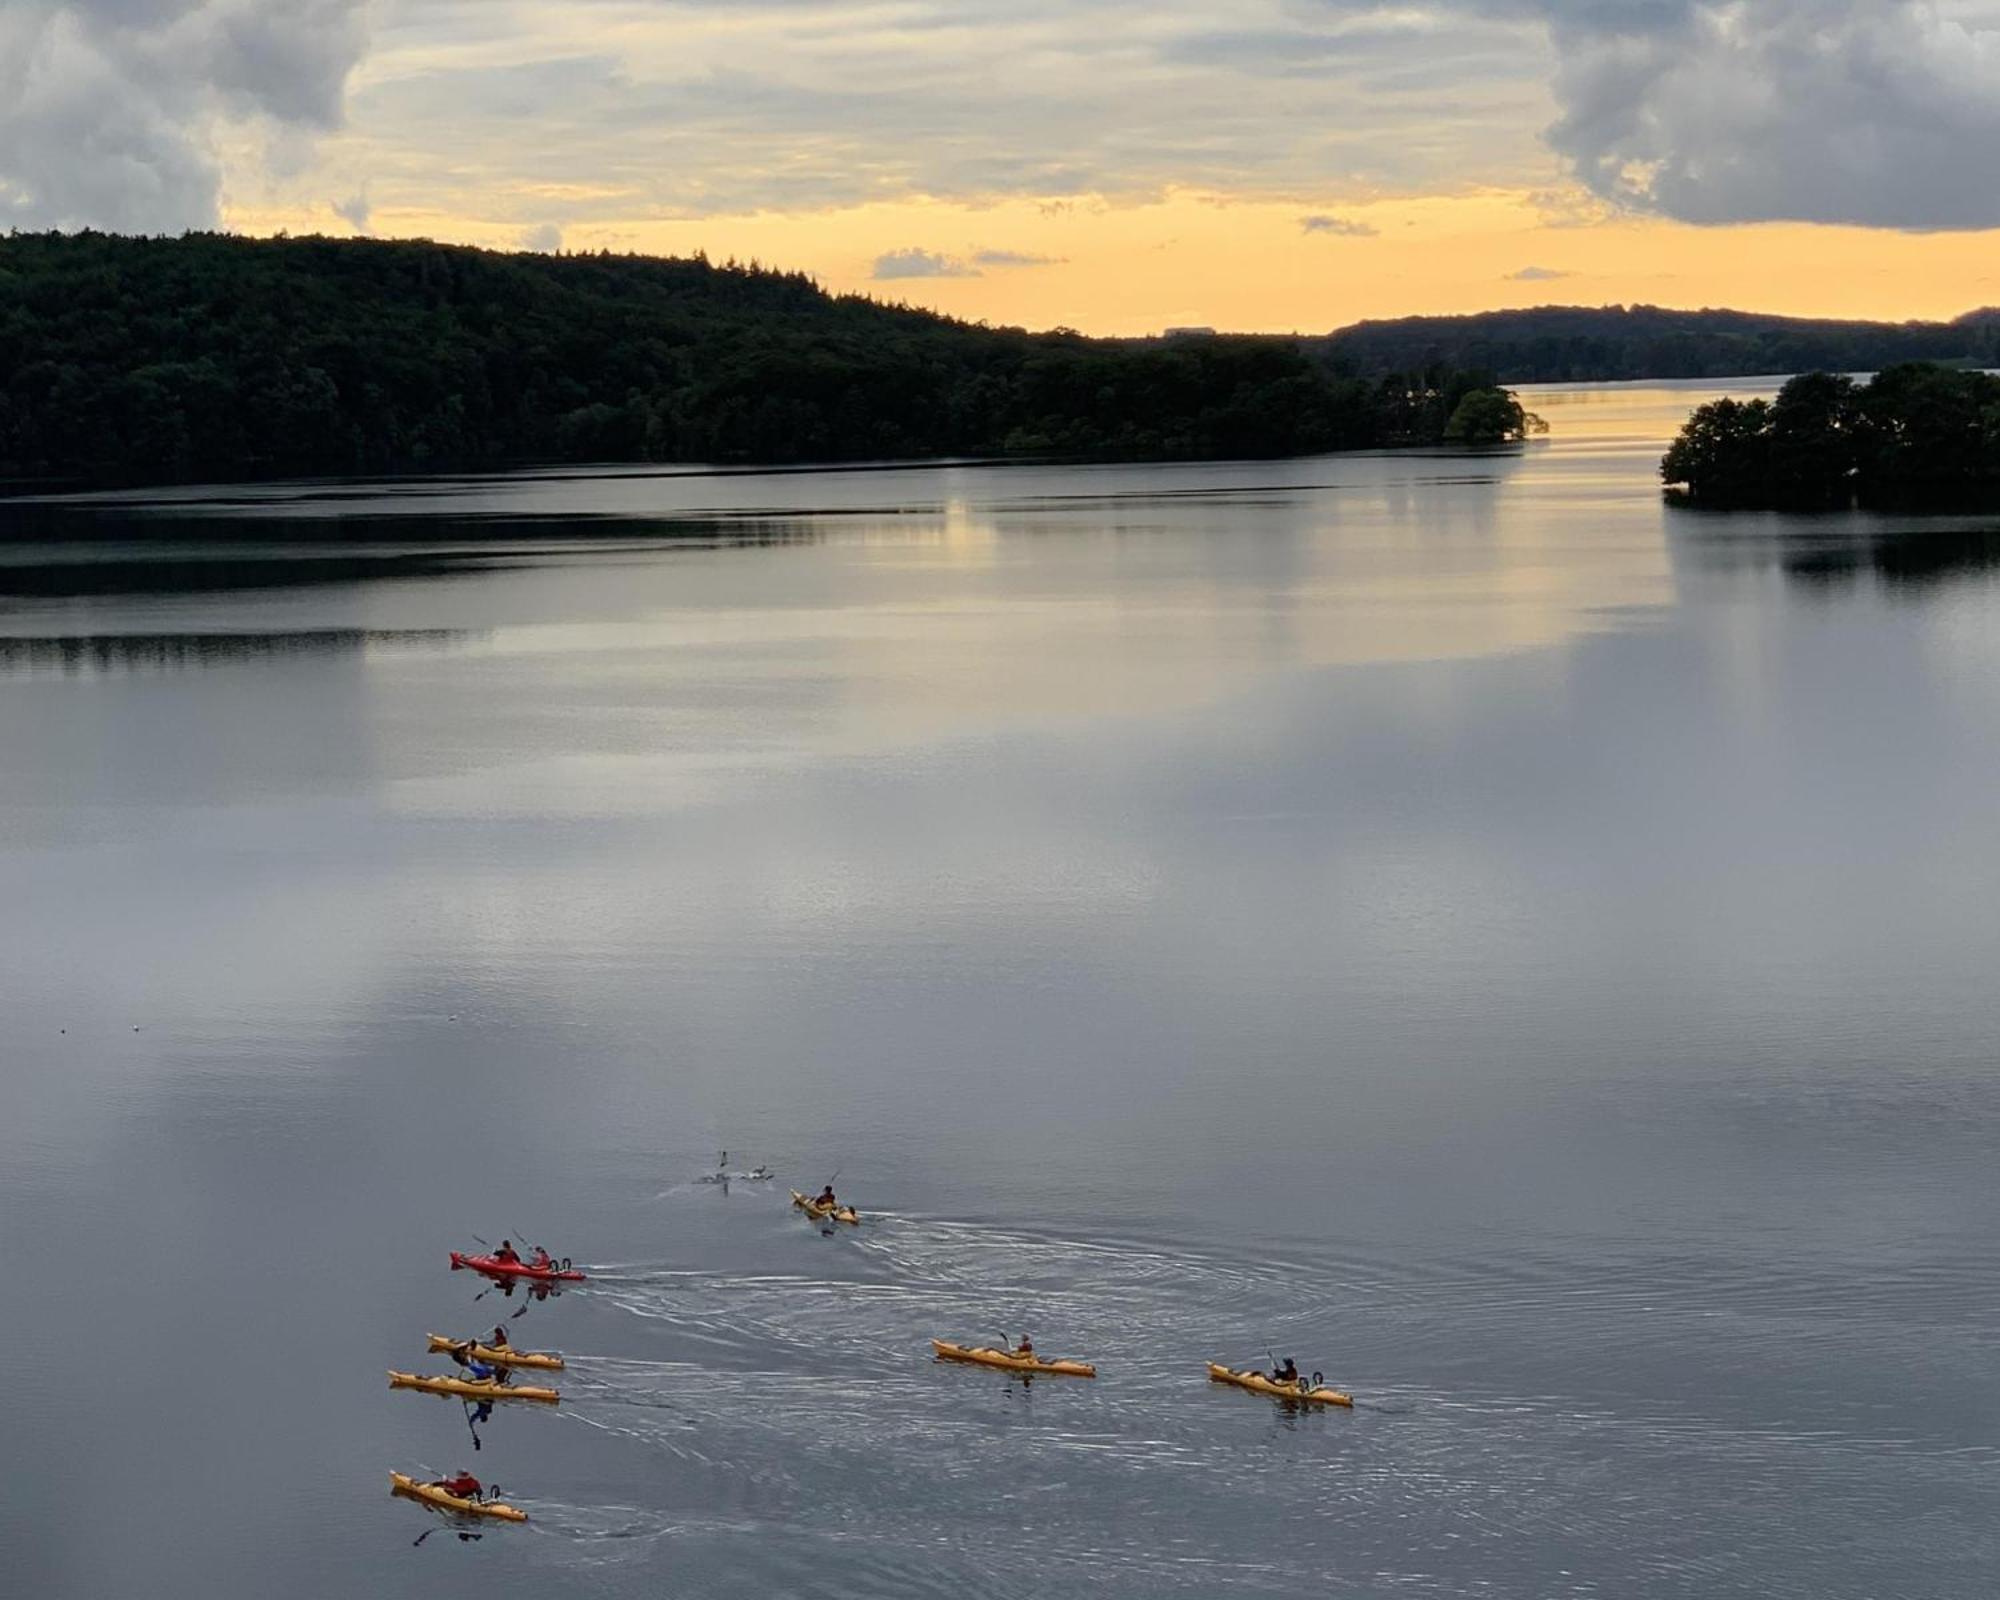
xmin=450 ymin=1251 xmax=586 ymax=1283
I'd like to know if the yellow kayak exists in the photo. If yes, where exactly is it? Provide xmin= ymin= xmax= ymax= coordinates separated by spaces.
xmin=387 ymin=1370 xmax=560 ymax=1404
xmin=933 ymin=1339 xmax=1096 ymax=1378
xmin=792 ymin=1189 xmax=860 ymax=1225
xmin=1207 ymin=1363 xmax=1353 ymax=1408
xmin=426 ymin=1333 xmax=564 ymax=1371
xmin=389 ymin=1471 xmax=528 ymax=1522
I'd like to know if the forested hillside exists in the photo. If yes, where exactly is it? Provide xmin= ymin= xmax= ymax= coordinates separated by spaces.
xmin=1324 ymin=305 xmax=2000 ymax=383
xmin=0 ymin=232 xmax=1521 ymax=487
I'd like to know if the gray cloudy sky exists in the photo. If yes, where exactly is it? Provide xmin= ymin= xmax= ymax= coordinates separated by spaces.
xmin=5 ymin=2 xmax=1998 ymax=327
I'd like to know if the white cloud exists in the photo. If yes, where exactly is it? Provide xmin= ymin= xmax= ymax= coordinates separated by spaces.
xmin=331 ymin=184 xmax=370 ymax=231
xmin=1300 ymin=213 xmax=1377 ymax=236
xmin=520 ymin=220 xmax=562 ymax=252
xmin=1507 ymin=264 xmax=1570 ymax=280
xmin=972 ymin=248 xmax=1064 ymax=268
xmin=872 ymin=247 xmax=979 ymax=280
xmin=0 ymin=0 xmax=369 ymax=232
xmin=1539 ymin=0 xmax=2000 ymax=229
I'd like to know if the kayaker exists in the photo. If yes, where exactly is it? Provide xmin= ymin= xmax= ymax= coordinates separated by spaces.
xmin=1271 ymin=1357 xmax=1300 ymax=1386
xmin=489 ymin=1325 xmax=510 ymax=1349
xmin=494 ymin=1240 xmax=520 ymax=1265
xmin=466 ymin=1358 xmax=509 ymax=1387
xmin=432 ymin=1471 xmax=482 ymax=1500
xmin=815 ymin=1184 xmax=838 ymax=1210
xmin=528 ymin=1245 xmax=553 ymax=1270
xmin=1014 ymin=1335 xmax=1035 ymax=1359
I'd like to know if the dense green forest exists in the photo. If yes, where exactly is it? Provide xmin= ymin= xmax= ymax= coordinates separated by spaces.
xmin=1323 ymin=305 xmax=2000 ymax=383
xmin=0 ymin=232 xmax=1531 ymax=487
xmin=1661 ymin=365 xmax=2000 ymax=508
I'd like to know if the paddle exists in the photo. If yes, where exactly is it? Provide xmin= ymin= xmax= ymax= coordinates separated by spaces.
xmin=461 ymin=1400 xmax=483 ymax=1451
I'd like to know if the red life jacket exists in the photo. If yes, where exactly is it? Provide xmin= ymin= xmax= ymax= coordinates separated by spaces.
xmin=440 ymin=1474 xmax=481 ymax=1498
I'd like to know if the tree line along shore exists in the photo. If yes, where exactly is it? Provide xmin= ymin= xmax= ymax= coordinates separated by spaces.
xmin=0 ymin=232 xmax=1539 ymax=490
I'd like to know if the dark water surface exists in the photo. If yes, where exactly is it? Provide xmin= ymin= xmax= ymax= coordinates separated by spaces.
xmin=4 ymin=381 xmax=1998 ymax=1598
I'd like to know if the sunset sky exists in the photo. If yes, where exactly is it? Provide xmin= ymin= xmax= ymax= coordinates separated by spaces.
xmin=6 ymin=1 xmax=2000 ymax=334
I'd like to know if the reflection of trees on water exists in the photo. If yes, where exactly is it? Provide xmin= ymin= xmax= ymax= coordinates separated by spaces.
xmin=0 ymin=549 xmax=519 ymax=598
xmin=1673 ymin=516 xmax=2000 ymax=597
xmin=1781 ymin=526 xmax=2000 ymax=592
xmin=0 ymin=629 xmax=472 ymax=677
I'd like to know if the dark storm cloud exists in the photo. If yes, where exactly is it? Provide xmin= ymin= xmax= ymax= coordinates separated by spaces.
xmin=0 ymin=0 xmax=368 ymax=232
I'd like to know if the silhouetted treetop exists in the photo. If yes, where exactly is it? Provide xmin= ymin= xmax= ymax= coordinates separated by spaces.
xmin=1661 ymin=365 xmax=2000 ymax=508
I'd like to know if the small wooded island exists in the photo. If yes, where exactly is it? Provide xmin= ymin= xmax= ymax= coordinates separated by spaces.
xmin=0 ymin=232 xmax=1537 ymax=489
xmin=1663 ymin=365 xmax=2000 ymax=509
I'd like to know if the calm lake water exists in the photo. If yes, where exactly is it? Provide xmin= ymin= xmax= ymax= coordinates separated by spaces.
xmin=3 ymin=380 xmax=1998 ymax=1598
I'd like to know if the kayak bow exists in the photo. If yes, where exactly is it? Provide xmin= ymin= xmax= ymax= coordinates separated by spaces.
xmin=933 ymin=1339 xmax=1096 ymax=1378
xmin=426 ymin=1333 xmax=563 ymax=1371
xmin=1206 ymin=1362 xmax=1352 ymax=1408
xmin=390 ymin=1471 xmax=528 ymax=1522
xmin=388 ymin=1370 xmax=560 ymax=1404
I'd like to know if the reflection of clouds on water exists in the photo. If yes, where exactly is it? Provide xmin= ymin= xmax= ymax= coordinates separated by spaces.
xmin=9 ymin=391 xmax=1999 ymax=1599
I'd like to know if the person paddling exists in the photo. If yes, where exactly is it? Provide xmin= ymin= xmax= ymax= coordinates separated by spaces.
xmin=488 ymin=1325 xmax=510 ymax=1349
xmin=1271 ymin=1357 xmax=1300 ymax=1387
xmin=814 ymin=1184 xmax=838 ymax=1210
xmin=493 ymin=1240 xmax=520 ymax=1265
xmin=431 ymin=1470 xmax=482 ymax=1500
xmin=1014 ymin=1334 xmax=1036 ymax=1360
xmin=528 ymin=1245 xmax=553 ymax=1271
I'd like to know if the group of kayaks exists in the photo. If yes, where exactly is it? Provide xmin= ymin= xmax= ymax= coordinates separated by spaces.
xmin=927 ymin=1341 xmax=1351 ymax=1406
xmin=393 ymin=1182 xmax=1353 ymax=1532
xmin=793 ymin=1192 xmax=1351 ymax=1407
xmin=390 ymin=1248 xmax=582 ymax=1525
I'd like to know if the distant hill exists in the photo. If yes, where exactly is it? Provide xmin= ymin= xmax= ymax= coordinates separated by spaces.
xmin=1321 ymin=305 xmax=2000 ymax=383
xmin=0 ymin=232 xmax=1502 ymax=489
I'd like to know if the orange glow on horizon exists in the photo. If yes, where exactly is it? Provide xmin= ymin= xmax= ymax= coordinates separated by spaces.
xmin=221 ymin=187 xmax=2000 ymax=338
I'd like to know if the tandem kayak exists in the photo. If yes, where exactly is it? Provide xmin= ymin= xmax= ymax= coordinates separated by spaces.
xmin=791 ymin=1191 xmax=860 ymax=1225
xmin=390 ymin=1471 xmax=528 ymax=1522
xmin=388 ymin=1370 xmax=560 ymax=1404
xmin=933 ymin=1339 xmax=1096 ymax=1378
xmin=1207 ymin=1363 xmax=1352 ymax=1408
xmin=450 ymin=1251 xmax=585 ymax=1282
xmin=426 ymin=1333 xmax=564 ymax=1371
